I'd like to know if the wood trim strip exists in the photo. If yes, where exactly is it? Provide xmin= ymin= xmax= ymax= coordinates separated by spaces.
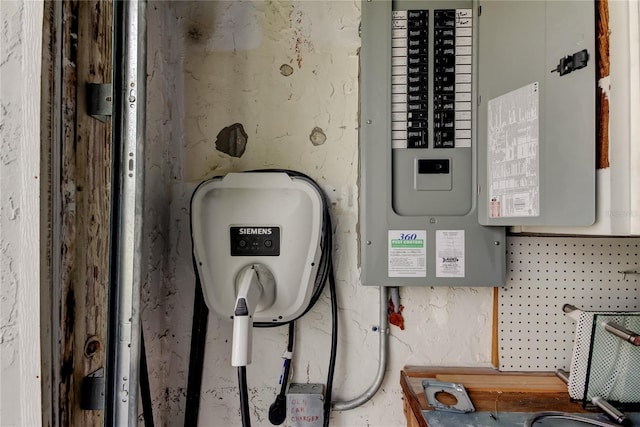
xmin=59 ymin=1 xmax=113 ymax=425
xmin=596 ymin=0 xmax=610 ymax=170
xmin=400 ymin=371 xmax=429 ymax=427
xmin=492 ymin=287 xmax=499 ymax=368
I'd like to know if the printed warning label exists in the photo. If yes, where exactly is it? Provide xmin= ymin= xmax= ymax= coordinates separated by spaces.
xmin=487 ymin=82 xmax=540 ymax=218
xmin=436 ymin=230 xmax=465 ymax=278
xmin=388 ymin=230 xmax=426 ymax=278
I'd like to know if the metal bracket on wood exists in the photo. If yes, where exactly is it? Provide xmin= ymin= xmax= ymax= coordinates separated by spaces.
xmin=86 ymin=83 xmax=112 ymax=122
xmin=422 ymin=380 xmax=475 ymax=413
xmin=80 ymin=367 xmax=105 ymax=410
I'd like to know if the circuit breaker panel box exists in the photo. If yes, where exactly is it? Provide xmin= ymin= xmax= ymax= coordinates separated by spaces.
xmin=359 ymin=0 xmax=595 ymax=287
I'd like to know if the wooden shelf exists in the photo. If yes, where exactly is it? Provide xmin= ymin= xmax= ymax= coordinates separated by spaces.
xmin=400 ymin=367 xmax=590 ymax=427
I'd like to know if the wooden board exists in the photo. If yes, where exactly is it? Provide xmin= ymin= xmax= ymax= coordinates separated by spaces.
xmin=59 ymin=1 xmax=113 ymax=426
xmin=400 ymin=367 xmax=590 ymax=427
xmin=434 ymin=374 xmax=567 ymax=393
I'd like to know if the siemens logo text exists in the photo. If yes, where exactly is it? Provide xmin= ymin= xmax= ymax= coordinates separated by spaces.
xmin=238 ymin=228 xmax=273 ymax=235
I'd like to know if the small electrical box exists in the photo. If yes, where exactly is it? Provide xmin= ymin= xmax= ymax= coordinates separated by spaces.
xmin=286 ymin=383 xmax=324 ymax=427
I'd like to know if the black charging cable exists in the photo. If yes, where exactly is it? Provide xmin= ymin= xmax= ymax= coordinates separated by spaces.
xmin=183 ymin=256 xmax=210 ymax=427
xmin=254 ymin=170 xmax=338 ymax=427
xmin=140 ymin=328 xmax=155 ymax=427
xmin=268 ymin=322 xmax=295 ymax=425
xmin=323 ymin=265 xmax=338 ymax=427
xmin=238 ymin=366 xmax=252 ymax=427
xmin=249 ymin=170 xmax=332 ymax=328
xmin=251 ymin=169 xmax=339 ymax=425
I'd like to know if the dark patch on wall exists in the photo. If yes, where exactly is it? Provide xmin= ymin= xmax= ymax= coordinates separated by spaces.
xmin=187 ymin=26 xmax=203 ymax=42
xmin=309 ymin=127 xmax=327 ymax=146
xmin=215 ymin=123 xmax=248 ymax=157
xmin=280 ymin=64 xmax=294 ymax=77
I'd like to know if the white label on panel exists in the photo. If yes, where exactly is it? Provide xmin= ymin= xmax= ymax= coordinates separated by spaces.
xmin=392 ymin=74 xmax=407 ymax=85
xmin=392 ymin=38 xmax=407 ymax=48
xmin=392 ymin=103 xmax=407 ymax=113
xmin=455 ymin=120 xmax=471 ymax=130
xmin=455 ymin=138 xmax=472 ymax=148
xmin=392 ymin=84 xmax=407 ymax=94
xmin=455 ymin=74 xmax=472 ymax=84
xmin=436 ymin=230 xmax=465 ymax=278
xmin=392 ymin=10 xmax=408 ymax=20
xmin=456 ymin=27 xmax=472 ymax=37
xmin=456 ymin=129 xmax=471 ymax=138
xmin=392 ymin=28 xmax=407 ymax=39
xmin=392 ymin=130 xmax=407 ymax=140
xmin=392 ymin=66 xmax=406 ymax=76
xmin=456 ymin=36 xmax=472 ymax=46
xmin=388 ymin=230 xmax=426 ymax=278
xmin=392 ymin=47 xmax=407 ymax=58
xmin=488 ymin=82 xmax=540 ymax=218
xmin=392 ymin=56 xmax=407 ymax=67
xmin=456 ymin=92 xmax=472 ymax=102
xmin=392 ymin=112 xmax=407 ymax=122
xmin=456 ymin=64 xmax=472 ymax=74
xmin=392 ymin=93 xmax=407 ymax=104
xmin=455 ymin=111 xmax=471 ymax=121
xmin=456 ymin=46 xmax=472 ymax=56
xmin=456 ymin=55 xmax=472 ymax=65
xmin=456 ymin=9 xmax=473 ymax=26
xmin=391 ymin=121 xmax=406 ymax=131
xmin=391 ymin=11 xmax=409 ymax=151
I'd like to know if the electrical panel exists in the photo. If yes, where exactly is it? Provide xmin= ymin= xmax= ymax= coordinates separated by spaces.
xmin=476 ymin=1 xmax=595 ymax=227
xmin=360 ymin=0 xmax=595 ymax=287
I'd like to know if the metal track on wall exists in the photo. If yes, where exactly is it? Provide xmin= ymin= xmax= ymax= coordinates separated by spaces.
xmin=499 ymin=236 xmax=640 ymax=371
xmin=105 ymin=1 xmax=147 ymax=425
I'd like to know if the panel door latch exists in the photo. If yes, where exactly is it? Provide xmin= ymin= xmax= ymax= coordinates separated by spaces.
xmin=551 ymin=49 xmax=589 ymax=76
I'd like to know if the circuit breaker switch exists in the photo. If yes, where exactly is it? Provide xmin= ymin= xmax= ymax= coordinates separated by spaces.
xmin=418 ymin=159 xmax=450 ymax=174
xmin=415 ymin=158 xmax=452 ymax=191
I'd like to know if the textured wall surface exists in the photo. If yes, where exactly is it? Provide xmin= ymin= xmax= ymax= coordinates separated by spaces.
xmin=144 ymin=2 xmax=493 ymax=426
xmin=0 ymin=1 xmax=44 ymax=425
xmin=143 ymin=2 xmax=640 ymax=426
xmin=0 ymin=2 xmax=636 ymax=427
xmin=142 ymin=2 xmax=186 ymax=424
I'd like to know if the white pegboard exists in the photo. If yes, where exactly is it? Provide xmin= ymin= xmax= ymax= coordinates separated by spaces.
xmin=499 ymin=236 xmax=640 ymax=371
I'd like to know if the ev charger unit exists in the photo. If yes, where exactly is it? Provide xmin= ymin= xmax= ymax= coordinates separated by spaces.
xmin=191 ymin=171 xmax=325 ymax=366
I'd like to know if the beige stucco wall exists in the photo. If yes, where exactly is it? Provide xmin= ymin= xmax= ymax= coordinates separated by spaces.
xmin=0 ymin=1 xmax=44 ymax=425
xmin=0 ymin=1 xmax=638 ymax=427
xmin=144 ymin=2 xmax=493 ymax=426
